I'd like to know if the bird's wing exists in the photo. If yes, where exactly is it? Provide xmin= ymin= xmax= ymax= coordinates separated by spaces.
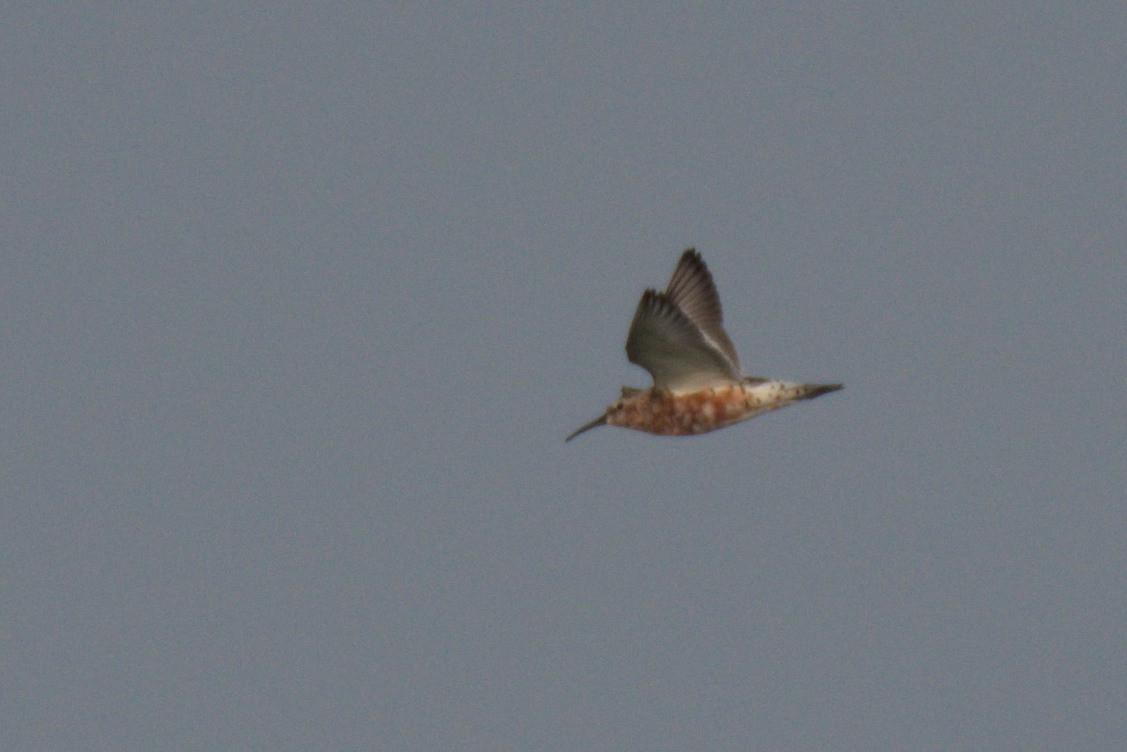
xmin=662 ymin=249 xmax=741 ymax=372
xmin=625 ymin=288 xmax=741 ymax=392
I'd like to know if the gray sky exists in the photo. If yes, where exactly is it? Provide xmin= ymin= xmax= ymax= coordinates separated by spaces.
xmin=4 ymin=5 xmax=1124 ymax=750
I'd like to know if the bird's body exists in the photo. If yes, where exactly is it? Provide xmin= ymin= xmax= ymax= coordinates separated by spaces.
xmin=567 ymin=249 xmax=841 ymax=441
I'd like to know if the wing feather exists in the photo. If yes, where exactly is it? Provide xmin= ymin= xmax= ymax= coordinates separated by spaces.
xmin=663 ymin=249 xmax=741 ymax=372
xmin=625 ymin=288 xmax=740 ymax=391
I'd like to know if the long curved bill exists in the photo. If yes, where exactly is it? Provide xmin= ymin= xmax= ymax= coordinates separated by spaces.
xmin=565 ymin=414 xmax=607 ymax=442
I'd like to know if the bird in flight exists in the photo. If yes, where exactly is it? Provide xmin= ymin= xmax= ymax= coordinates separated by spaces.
xmin=567 ymin=249 xmax=842 ymax=441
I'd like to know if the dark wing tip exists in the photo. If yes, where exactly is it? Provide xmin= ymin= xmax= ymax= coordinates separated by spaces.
xmin=665 ymin=249 xmax=717 ymax=307
xmin=624 ymin=288 xmax=682 ymax=363
xmin=671 ymin=248 xmax=705 ymax=286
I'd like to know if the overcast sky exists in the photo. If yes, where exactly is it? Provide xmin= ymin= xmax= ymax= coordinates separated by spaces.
xmin=3 ymin=5 xmax=1124 ymax=750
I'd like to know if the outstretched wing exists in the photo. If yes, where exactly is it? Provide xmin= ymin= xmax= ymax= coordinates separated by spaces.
xmin=663 ymin=249 xmax=740 ymax=371
xmin=625 ymin=250 xmax=742 ymax=392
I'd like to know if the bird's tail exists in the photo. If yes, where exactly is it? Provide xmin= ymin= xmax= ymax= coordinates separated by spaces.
xmin=796 ymin=383 xmax=843 ymax=400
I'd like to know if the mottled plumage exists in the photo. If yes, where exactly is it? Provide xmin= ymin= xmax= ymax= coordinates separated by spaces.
xmin=567 ymin=249 xmax=841 ymax=441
